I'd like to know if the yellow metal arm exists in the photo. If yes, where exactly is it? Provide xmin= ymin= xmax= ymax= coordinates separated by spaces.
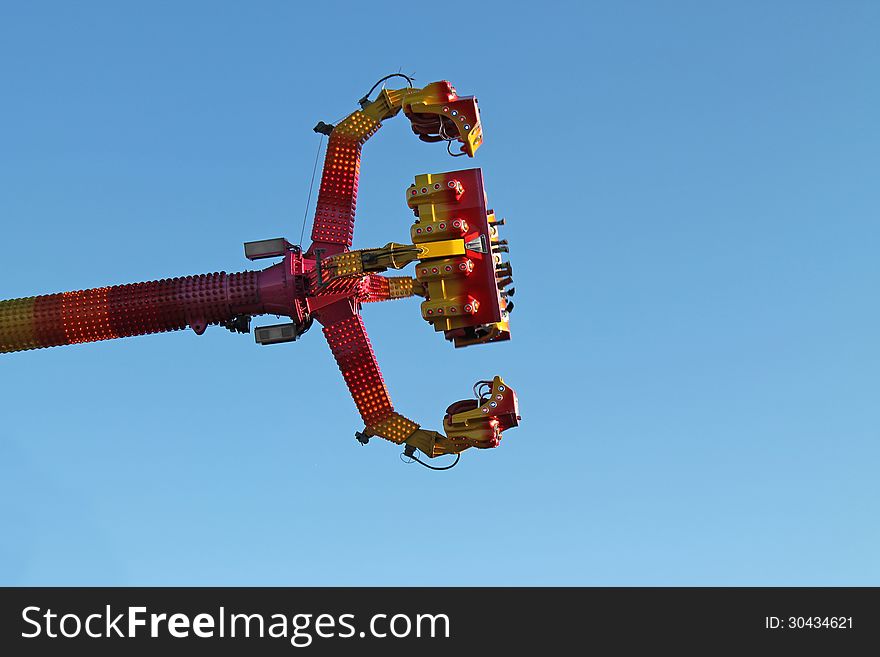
xmin=360 ymin=82 xmax=483 ymax=157
xmin=361 ymin=376 xmax=520 ymax=459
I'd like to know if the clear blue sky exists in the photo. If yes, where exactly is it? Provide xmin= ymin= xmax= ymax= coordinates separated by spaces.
xmin=1 ymin=1 xmax=878 ymax=585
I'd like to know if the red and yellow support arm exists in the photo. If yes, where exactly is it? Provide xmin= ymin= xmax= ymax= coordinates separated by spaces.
xmin=317 ymin=301 xmax=518 ymax=458
xmin=0 ymin=272 xmax=261 ymax=353
xmin=307 ymin=80 xmax=482 ymax=256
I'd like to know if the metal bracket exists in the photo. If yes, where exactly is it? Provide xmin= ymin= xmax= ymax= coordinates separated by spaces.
xmin=313 ymin=121 xmax=335 ymax=136
xmin=222 ymin=315 xmax=252 ymax=334
xmin=314 ymin=248 xmax=327 ymax=287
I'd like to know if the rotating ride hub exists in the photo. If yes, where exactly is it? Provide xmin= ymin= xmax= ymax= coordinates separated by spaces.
xmin=0 ymin=76 xmax=521 ymax=468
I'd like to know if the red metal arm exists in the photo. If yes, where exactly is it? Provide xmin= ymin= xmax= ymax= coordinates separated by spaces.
xmin=319 ymin=302 xmax=420 ymax=443
xmin=0 ymin=272 xmax=257 ymax=353
xmin=307 ymin=113 xmax=380 ymax=256
xmin=0 ymin=251 xmax=309 ymax=354
xmin=306 ymin=80 xmax=482 ymax=258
